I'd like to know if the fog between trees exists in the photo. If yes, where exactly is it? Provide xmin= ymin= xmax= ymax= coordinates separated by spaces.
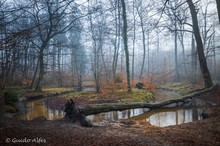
xmin=0 ymin=0 xmax=219 ymax=91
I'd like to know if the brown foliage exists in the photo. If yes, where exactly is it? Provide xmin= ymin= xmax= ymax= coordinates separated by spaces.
xmin=22 ymin=79 xmax=32 ymax=87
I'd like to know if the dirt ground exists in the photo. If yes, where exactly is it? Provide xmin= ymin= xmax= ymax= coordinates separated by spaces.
xmin=0 ymin=86 xmax=220 ymax=146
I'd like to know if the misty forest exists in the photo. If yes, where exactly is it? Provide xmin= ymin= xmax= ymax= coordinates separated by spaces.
xmin=1 ymin=0 xmax=220 ymax=145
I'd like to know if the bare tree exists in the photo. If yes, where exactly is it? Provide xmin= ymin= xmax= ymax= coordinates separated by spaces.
xmin=111 ymin=0 xmax=121 ymax=84
xmin=0 ymin=1 xmax=33 ymax=89
xmin=88 ymin=1 xmax=107 ymax=93
xmin=187 ymin=0 xmax=213 ymax=88
xmin=164 ymin=0 xmax=182 ymax=81
xmin=131 ymin=0 xmax=137 ymax=83
xmin=216 ymin=0 xmax=220 ymax=23
xmin=191 ymin=34 xmax=197 ymax=83
xmin=121 ymin=0 xmax=131 ymax=92
xmin=136 ymin=0 xmax=147 ymax=81
xmin=25 ymin=0 xmax=86 ymax=91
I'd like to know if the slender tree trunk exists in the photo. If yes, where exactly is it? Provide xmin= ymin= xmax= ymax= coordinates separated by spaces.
xmin=179 ymin=29 xmax=188 ymax=79
xmin=191 ymin=34 xmax=197 ymax=83
xmin=10 ymin=47 xmax=18 ymax=84
xmin=112 ymin=0 xmax=120 ymax=83
xmin=156 ymin=30 xmax=160 ymax=69
xmin=52 ymin=45 xmax=56 ymax=73
xmin=174 ymin=17 xmax=179 ymax=81
xmin=35 ymin=48 xmax=44 ymax=91
xmin=216 ymin=0 xmax=220 ymax=23
xmin=132 ymin=0 xmax=136 ymax=83
xmin=213 ymin=30 xmax=216 ymax=79
xmin=57 ymin=46 xmax=63 ymax=87
xmin=30 ymin=60 xmax=39 ymax=89
xmin=101 ymin=41 xmax=109 ymax=85
xmin=187 ymin=0 xmax=213 ymax=88
xmin=78 ymin=68 xmax=82 ymax=91
xmin=139 ymin=15 xmax=146 ymax=81
xmin=21 ymin=44 xmax=28 ymax=81
xmin=147 ymin=31 xmax=150 ymax=78
xmin=121 ymin=0 xmax=131 ymax=92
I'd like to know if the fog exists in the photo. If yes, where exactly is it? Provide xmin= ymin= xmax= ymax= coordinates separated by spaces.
xmin=0 ymin=0 xmax=219 ymax=91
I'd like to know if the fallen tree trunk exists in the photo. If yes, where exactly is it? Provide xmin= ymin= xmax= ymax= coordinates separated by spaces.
xmin=80 ymin=84 xmax=218 ymax=116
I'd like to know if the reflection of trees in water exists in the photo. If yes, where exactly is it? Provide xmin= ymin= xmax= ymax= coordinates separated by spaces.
xmin=18 ymin=100 xmax=64 ymax=120
xmin=88 ymin=108 xmax=148 ymax=122
xmin=192 ymin=108 xmax=198 ymax=121
xmin=18 ymin=100 xmax=204 ymax=125
xmin=146 ymin=108 xmax=203 ymax=127
xmin=47 ymin=109 xmax=64 ymax=120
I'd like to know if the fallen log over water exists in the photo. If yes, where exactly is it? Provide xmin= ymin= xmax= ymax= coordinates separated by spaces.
xmin=80 ymin=84 xmax=218 ymax=116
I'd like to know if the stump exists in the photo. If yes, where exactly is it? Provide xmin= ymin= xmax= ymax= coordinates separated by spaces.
xmin=64 ymin=99 xmax=92 ymax=127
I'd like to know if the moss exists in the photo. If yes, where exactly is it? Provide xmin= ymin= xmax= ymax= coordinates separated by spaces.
xmin=119 ymin=89 xmax=154 ymax=103
xmin=83 ymin=105 xmax=113 ymax=115
xmin=4 ymin=91 xmax=19 ymax=104
xmin=64 ymin=88 xmax=154 ymax=104
xmin=158 ymin=82 xmax=204 ymax=95
xmin=42 ymin=87 xmax=73 ymax=93
xmin=65 ymin=91 xmax=96 ymax=99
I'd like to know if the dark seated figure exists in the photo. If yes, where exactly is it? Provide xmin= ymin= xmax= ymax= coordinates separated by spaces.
xmin=64 ymin=99 xmax=92 ymax=127
xmin=135 ymin=82 xmax=144 ymax=89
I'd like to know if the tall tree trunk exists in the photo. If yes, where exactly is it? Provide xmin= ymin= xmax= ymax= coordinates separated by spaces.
xmin=35 ymin=48 xmax=44 ymax=91
xmin=179 ymin=32 xmax=188 ymax=79
xmin=57 ymin=46 xmax=63 ymax=87
xmin=121 ymin=0 xmax=131 ymax=92
xmin=139 ymin=15 xmax=146 ymax=81
xmin=30 ymin=60 xmax=39 ymax=89
xmin=52 ymin=45 xmax=56 ymax=73
xmin=132 ymin=0 xmax=136 ymax=83
xmin=187 ymin=0 xmax=213 ymax=88
xmin=216 ymin=0 xmax=220 ymax=23
xmin=174 ymin=17 xmax=179 ymax=81
xmin=191 ymin=34 xmax=197 ymax=83
xmin=147 ymin=31 xmax=150 ymax=78
xmin=213 ymin=29 xmax=216 ymax=79
xmin=112 ymin=0 xmax=120 ymax=83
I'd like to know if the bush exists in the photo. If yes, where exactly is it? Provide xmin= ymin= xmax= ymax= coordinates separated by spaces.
xmin=114 ymin=73 xmax=122 ymax=83
xmin=4 ymin=91 xmax=19 ymax=104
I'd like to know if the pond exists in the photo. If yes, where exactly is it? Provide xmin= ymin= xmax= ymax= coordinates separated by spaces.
xmin=15 ymin=97 xmax=205 ymax=127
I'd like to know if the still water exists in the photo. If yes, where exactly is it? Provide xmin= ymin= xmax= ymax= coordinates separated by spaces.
xmin=16 ymin=99 xmax=204 ymax=127
xmin=87 ymin=108 xmax=150 ymax=122
xmin=130 ymin=107 xmax=203 ymax=127
xmin=16 ymin=99 xmax=64 ymax=120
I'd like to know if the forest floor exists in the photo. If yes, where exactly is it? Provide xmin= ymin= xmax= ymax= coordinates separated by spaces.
xmin=0 ymin=84 xmax=220 ymax=145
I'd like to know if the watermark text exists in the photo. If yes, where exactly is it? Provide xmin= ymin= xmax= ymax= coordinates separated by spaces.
xmin=5 ymin=137 xmax=46 ymax=144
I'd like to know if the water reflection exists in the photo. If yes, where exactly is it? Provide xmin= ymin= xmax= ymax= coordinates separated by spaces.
xmin=16 ymin=98 xmax=204 ymax=127
xmin=87 ymin=108 xmax=149 ymax=122
xmin=88 ymin=107 xmax=203 ymax=127
xmin=144 ymin=107 xmax=203 ymax=127
xmin=16 ymin=100 xmax=64 ymax=120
